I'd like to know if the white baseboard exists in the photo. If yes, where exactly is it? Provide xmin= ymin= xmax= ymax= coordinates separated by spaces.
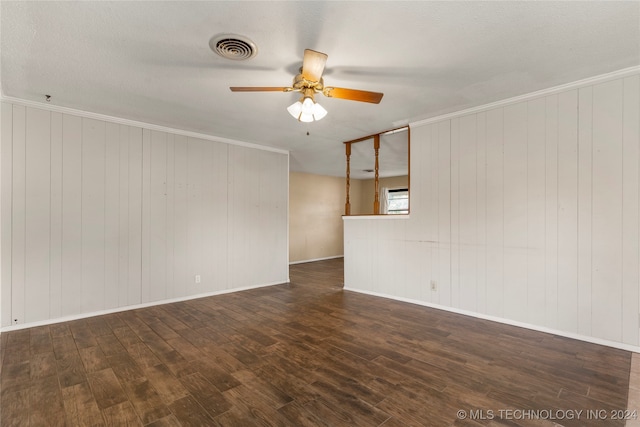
xmin=0 ymin=280 xmax=285 ymax=333
xmin=289 ymin=255 xmax=344 ymax=265
xmin=344 ymin=286 xmax=640 ymax=354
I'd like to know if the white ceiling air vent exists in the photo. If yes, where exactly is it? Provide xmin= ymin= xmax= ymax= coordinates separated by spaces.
xmin=209 ymin=34 xmax=257 ymax=60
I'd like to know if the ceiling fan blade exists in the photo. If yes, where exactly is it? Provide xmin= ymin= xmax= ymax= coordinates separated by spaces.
xmin=301 ymin=49 xmax=328 ymax=82
xmin=323 ymin=87 xmax=384 ymax=104
xmin=230 ymin=87 xmax=292 ymax=92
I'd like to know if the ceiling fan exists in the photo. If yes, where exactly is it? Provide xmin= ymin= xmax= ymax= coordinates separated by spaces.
xmin=230 ymin=49 xmax=384 ymax=122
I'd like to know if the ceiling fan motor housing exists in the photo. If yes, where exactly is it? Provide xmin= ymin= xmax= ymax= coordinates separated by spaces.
xmin=292 ymin=74 xmax=324 ymax=93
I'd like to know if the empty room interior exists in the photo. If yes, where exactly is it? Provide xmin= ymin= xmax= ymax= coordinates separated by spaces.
xmin=1 ymin=1 xmax=640 ymax=426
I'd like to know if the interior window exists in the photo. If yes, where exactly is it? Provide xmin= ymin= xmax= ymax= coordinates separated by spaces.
xmin=384 ymin=188 xmax=409 ymax=214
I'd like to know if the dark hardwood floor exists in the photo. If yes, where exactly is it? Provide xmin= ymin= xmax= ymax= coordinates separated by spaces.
xmin=0 ymin=258 xmax=633 ymax=426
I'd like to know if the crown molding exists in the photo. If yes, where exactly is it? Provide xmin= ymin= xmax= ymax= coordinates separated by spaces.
xmin=0 ymin=95 xmax=290 ymax=155
xmin=410 ymin=66 xmax=640 ymax=128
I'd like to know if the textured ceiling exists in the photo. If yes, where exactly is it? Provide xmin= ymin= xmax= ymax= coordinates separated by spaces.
xmin=1 ymin=1 xmax=639 ymax=177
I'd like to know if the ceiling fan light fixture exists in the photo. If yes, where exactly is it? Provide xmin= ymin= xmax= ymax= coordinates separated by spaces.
xmin=287 ymin=101 xmax=303 ymax=118
xmin=299 ymin=112 xmax=315 ymax=123
xmin=230 ymin=48 xmax=383 ymax=123
xmin=287 ymin=95 xmax=327 ymax=122
xmin=312 ymin=102 xmax=328 ymax=120
xmin=301 ymin=97 xmax=315 ymax=114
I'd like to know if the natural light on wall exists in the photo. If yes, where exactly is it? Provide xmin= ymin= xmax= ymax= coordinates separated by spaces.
xmin=384 ymin=188 xmax=409 ymax=214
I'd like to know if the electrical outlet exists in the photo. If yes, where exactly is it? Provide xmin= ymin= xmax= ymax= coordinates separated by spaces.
xmin=195 ymin=275 xmax=201 ymax=284
xmin=430 ymin=280 xmax=437 ymax=291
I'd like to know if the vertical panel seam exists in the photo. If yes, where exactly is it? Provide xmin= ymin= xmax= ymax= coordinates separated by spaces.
xmin=502 ymin=107 xmax=505 ymax=317
xmin=449 ymin=119 xmax=454 ymax=306
xmin=591 ymin=84 xmax=595 ymax=335
xmin=56 ymin=113 xmax=62 ymax=316
xmin=472 ymin=115 xmax=477 ymax=307
xmin=543 ymin=97 xmax=547 ymax=325
xmin=483 ymin=114 xmax=488 ymax=313
xmin=49 ymin=110 xmax=53 ymax=319
xmin=118 ymin=125 xmax=122 ymax=307
xmin=8 ymin=105 xmax=15 ymax=324
xmin=80 ymin=118 xmax=84 ymax=314
xmin=435 ymin=124 xmax=439 ymax=305
xmin=103 ymin=122 xmax=107 ymax=310
xmin=140 ymin=131 xmax=144 ymax=304
xmin=526 ymin=101 xmax=530 ymax=322
xmin=22 ymin=108 xmax=26 ymax=323
xmin=127 ymin=128 xmax=132 ymax=306
xmin=556 ymin=95 xmax=560 ymax=327
xmin=4 ymin=103 xmax=14 ymax=326
xmin=578 ymin=89 xmax=583 ymax=332
xmin=620 ymin=79 xmax=625 ymax=335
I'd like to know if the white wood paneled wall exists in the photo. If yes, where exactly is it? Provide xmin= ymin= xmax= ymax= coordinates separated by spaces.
xmin=1 ymin=103 xmax=288 ymax=327
xmin=344 ymin=73 xmax=640 ymax=348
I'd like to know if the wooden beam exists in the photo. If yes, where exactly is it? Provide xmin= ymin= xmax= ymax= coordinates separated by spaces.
xmin=345 ymin=142 xmax=351 ymax=216
xmin=373 ymin=135 xmax=380 ymax=215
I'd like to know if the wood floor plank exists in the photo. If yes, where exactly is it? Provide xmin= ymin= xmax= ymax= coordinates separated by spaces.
xmin=87 ymin=368 xmax=129 ymax=410
xmin=3 ymin=331 xmax=30 ymax=365
xmin=168 ymin=395 xmax=217 ymax=426
xmin=1 ymin=360 xmax=30 ymax=395
xmin=1 ymin=388 xmax=30 ymax=427
xmin=193 ymin=341 xmax=247 ymax=374
xmin=30 ymin=351 xmax=57 ymax=379
xmin=0 ymin=330 xmax=8 ymax=373
xmin=277 ymin=400 xmax=333 ymax=427
xmin=29 ymin=375 xmax=66 ymax=426
xmin=313 ymin=364 xmax=387 ymax=406
xmin=29 ymin=326 xmax=53 ymax=354
xmin=102 ymin=401 xmax=144 ymax=426
xmin=49 ymin=323 xmax=72 ymax=338
xmin=56 ymin=351 xmax=87 ymax=388
xmin=126 ymin=342 xmax=162 ymax=369
xmin=52 ymin=334 xmax=78 ymax=359
xmin=310 ymin=378 xmax=392 ymax=427
xmin=222 ymin=384 xmax=294 ymax=427
xmin=142 ymin=316 xmax=182 ymax=341
xmin=70 ymin=322 xmax=98 ymax=349
xmin=146 ymin=414 xmax=182 ymax=427
xmin=113 ymin=325 xmax=143 ymax=347
xmin=374 ymin=354 xmax=449 ymax=392
xmin=211 ymin=406 xmax=259 ymax=427
xmin=143 ymin=363 xmax=189 ymax=404
xmin=103 ymin=313 xmax=128 ymax=331
xmin=120 ymin=376 xmax=172 ymax=424
xmin=79 ymin=345 xmax=112 ymax=373
xmin=0 ymin=258 xmax=631 ymax=427
xmin=62 ymin=381 xmax=105 ymax=426
xmin=231 ymin=369 xmax=293 ymax=407
xmin=87 ymin=317 xmax=113 ymax=336
xmin=95 ymin=333 xmax=127 ymax=356
xmin=218 ymin=340 xmax=263 ymax=367
xmin=254 ymin=360 xmax=321 ymax=405
xmin=190 ymin=359 xmax=242 ymax=392
xmin=302 ymin=397 xmax=363 ymax=426
xmin=165 ymin=335 xmax=204 ymax=361
xmin=109 ymin=352 xmax=145 ymax=382
xmin=179 ymin=372 xmax=233 ymax=417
